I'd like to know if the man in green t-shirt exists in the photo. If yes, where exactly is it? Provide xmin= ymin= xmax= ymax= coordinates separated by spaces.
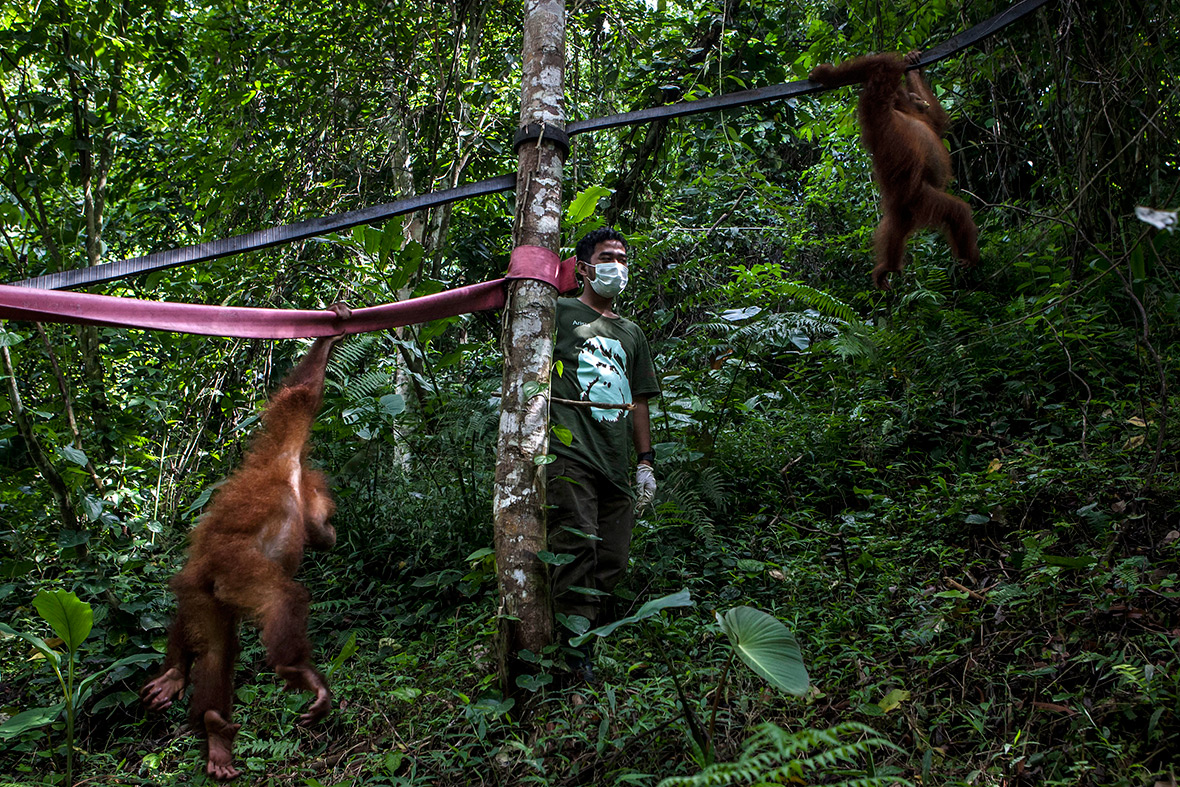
xmin=548 ymin=227 xmax=661 ymax=682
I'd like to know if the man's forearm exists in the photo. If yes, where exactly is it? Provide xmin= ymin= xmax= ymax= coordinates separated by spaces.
xmin=633 ymin=396 xmax=653 ymax=464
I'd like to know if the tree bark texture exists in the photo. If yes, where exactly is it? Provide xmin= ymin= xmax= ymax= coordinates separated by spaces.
xmin=494 ymin=0 xmax=566 ymax=682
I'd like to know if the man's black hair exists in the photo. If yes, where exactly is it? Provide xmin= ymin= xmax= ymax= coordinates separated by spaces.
xmin=575 ymin=227 xmax=628 ymax=263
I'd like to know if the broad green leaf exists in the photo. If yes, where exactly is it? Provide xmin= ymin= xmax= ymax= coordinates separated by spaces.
xmin=560 ymin=526 xmax=601 ymax=541
xmin=570 ymin=589 xmax=693 ymax=646
xmin=417 ymin=314 xmax=455 ymax=344
xmin=327 ymin=632 xmax=358 ymax=679
xmin=537 ymin=550 xmax=575 ymax=566
xmin=1130 ymin=245 xmax=1146 ymax=302
xmin=551 ymin=423 xmax=574 ymax=447
xmin=75 ymin=653 xmax=162 ymax=704
xmin=878 ymin=688 xmax=911 ymax=712
xmin=0 ymin=703 xmax=66 ymax=738
xmin=391 ymin=687 xmax=421 ymax=702
xmin=717 ymin=606 xmax=808 ymax=696
xmin=1043 ymin=555 xmax=1097 ymax=569
xmin=566 ymin=186 xmax=611 ymax=224
xmin=91 ymin=690 xmax=138 ymax=713
xmin=567 ymin=585 xmax=608 ymax=596
xmin=378 ymin=219 xmax=401 ymax=267
xmin=0 ymin=560 xmax=35 ymax=580
xmin=336 ymin=632 xmax=359 ymax=665
xmin=80 ymin=496 xmax=103 ymax=523
xmin=59 ymin=445 xmax=88 ymax=466
xmin=465 ymin=547 xmax=495 ymax=562
xmin=390 ymin=242 xmax=423 ymax=292
xmin=361 ymin=225 xmax=381 ymax=258
xmin=556 ymin=613 xmax=591 ymax=636
xmin=515 ymin=673 xmax=553 ymax=692
xmin=471 ymin=697 xmax=514 ymax=717
xmin=32 ymin=590 xmax=92 ymax=652
xmin=182 ymin=484 xmax=216 ymax=516
xmin=379 ymin=394 xmax=406 ymax=417
xmin=58 ymin=530 xmax=89 ymax=550
xmin=632 ymin=588 xmax=693 ymax=618
xmin=0 ymin=622 xmax=62 ymax=667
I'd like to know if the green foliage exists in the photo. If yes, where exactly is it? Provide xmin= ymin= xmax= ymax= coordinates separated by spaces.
xmin=659 ymin=722 xmax=910 ymax=787
xmin=0 ymin=590 xmax=159 ymax=786
xmin=1 ymin=0 xmax=1178 ymax=784
xmin=716 ymin=607 xmax=808 ymax=697
xmin=571 ymin=588 xmax=695 ymax=647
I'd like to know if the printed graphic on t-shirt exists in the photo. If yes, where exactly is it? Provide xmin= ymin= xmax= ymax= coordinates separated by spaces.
xmin=575 ymin=336 xmax=631 ymax=423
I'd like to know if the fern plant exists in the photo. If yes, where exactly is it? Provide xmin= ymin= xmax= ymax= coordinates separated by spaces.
xmin=657 ymin=721 xmax=913 ymax=787
xmin=233 ymin=734 xmax=302 ymax=760
xmin=654 ymin=464 xmax=728 ymax=546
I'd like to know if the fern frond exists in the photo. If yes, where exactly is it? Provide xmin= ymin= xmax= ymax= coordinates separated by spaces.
xmin=235 ymin=737 xmax=302 ymax=758
xmin=791 ymin=737 xmax=900 ymax=771
xmin=774 ymin=281 xmax=861 ymax=324
xmin=657 ymin=722 xmax=913 ymax=787
xmin=329 ymin=331 xmax=381 ymax=372
xmin=656 ymin=468 xmax=719 ymax=546
xmin=348 ymin=369 xmax=394 ymax=399
xmin=696 ymin=467 xmax=728 ymax=509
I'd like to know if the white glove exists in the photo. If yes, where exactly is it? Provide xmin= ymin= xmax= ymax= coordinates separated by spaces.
xmin=636 ymin=464 xmax=657 ymax=509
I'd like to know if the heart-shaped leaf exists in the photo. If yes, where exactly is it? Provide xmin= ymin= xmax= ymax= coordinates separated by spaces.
xmin=717 ymin=606 xmax=808 ymax=696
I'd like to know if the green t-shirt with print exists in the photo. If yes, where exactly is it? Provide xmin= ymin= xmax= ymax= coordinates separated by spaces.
xmin=551 ymin=298 xmax=661 ymax=496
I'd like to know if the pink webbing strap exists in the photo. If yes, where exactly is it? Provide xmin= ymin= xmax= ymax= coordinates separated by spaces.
xmin=0 ymin=246 xmax=574 ymax=338
xmin=0 ymin=280 xmax=507 ymax=339
xmin=507 ymin=245 xmax=578 ymax=294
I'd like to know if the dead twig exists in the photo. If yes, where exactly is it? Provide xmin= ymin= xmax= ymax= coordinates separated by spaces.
xmin=551 ymin=397 xmax=635 ymax=411
xmin=944 ymin=576 xmax=988 ymax=601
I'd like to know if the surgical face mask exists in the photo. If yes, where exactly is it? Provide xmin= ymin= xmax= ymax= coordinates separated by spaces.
xmin=587 ymin=261 xmax=629 ymax=298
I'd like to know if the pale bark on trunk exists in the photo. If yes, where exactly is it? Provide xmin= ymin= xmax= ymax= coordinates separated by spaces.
xmin=385 ymin=4 xmax=494 ymax=462
xmin=386 ymin=94 xmax=425 ymax=470
xmin=494 ymin=0 xmax=566 ymax=685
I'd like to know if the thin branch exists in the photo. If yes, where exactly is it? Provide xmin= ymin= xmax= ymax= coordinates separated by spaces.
xmin=35 ymin=323 xmax=103 ymax=491
xmin=1 ymin=344 xmax=79 ymax=530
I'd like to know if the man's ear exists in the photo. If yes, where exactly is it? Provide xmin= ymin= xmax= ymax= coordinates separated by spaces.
xmin=575 ymin=260 xmax=594 ymax=280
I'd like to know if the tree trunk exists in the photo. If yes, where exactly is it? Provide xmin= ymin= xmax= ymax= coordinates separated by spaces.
xmin=493 ymin=0 xmax=566 ymax=689
xmin=385 ymin=92 xmax=426 ymax=470
xmin=62 ymin=5 xmax=125 ymax=431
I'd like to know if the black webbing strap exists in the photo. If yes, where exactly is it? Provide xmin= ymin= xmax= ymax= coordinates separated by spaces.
xmin=10 ymin=175 xmax=515 ymax=291
xmin=514 ymin=123 xmax=572 ymax=157
xmin=915 ymin=0 xmax=1053 ymax=68
xmin=565 ymin=0 xmax=1053 ymax=135
xmin=566 ymin=79 xmax=827 ymax=137
xmin=10 ymin=0 xmax=1052 ymax=292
